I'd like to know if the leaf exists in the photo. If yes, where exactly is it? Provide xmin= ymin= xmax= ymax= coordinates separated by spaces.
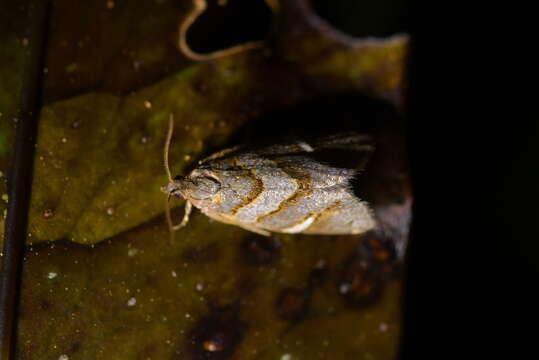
xmin=4 ymin=0 xmax=412 ymax=359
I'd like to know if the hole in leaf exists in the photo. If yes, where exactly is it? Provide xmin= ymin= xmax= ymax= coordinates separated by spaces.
xmin=186 ymin=0 xmax=273 ymax=54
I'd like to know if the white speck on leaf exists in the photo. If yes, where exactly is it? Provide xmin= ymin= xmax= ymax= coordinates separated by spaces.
xmin=339 ymin=283 xmax=350 ymax=294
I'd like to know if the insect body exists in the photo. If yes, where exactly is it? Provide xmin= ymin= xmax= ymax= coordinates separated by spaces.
xmin=162 ymin=117 xmax=376 ymax=236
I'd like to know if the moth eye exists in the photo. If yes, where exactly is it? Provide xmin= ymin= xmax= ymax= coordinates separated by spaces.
xmin=188 ymin=175 xmax=221 ymax=200
xmin=173 ymin=193 xmax=182 ymax=199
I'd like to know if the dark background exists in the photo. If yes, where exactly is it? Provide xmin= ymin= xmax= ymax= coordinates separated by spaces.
xmin=403 ymin=2 xmax=537 ymax=359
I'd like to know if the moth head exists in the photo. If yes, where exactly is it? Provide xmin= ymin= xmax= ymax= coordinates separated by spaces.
xmin=184 ymin=168 xmax=223 ymax=200
xmin=160 ymin=177 xmax=186 ymax=200
xmin=161 ymin=173 xmax=221 ymax=200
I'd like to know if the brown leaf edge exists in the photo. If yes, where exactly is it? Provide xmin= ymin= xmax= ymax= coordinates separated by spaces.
xmin=177 ymin=0 xmax=277 ymax=61
xmin=286 ymin=0 xmax=409 ymax=47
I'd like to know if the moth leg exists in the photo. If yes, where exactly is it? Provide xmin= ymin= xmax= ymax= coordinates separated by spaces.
xmin=172 ymin=201 xmax=193 ymax=231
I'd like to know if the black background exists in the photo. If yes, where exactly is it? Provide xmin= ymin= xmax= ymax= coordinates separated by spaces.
xmin=401 ymin=2 xmax=537 ymax=358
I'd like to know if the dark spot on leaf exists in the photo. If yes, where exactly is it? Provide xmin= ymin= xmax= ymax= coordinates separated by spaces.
xmin=144 ymin=273 xmax=157 ymax=286
xmin=192 ymin=80 xmax=209 ymax=95
xmin=39 ymin=300 xmax=51 ymax=310
xmin=360 ymin=234 xmax=398 ymax=281
xmin=69 ymin=342 xmax=81 ymax=353
xmin=187 ymin=305 xmax=246 ymax=360
xmin=240 ymin=236 xmax=281 ymax=266
xmin=307 ymin=259 xmax=329 ymax=288
xmin=138 ymin=342 xmax=158 ymax=360
xmin=338 ymin=252 xmax=383 ymax=308
xmin=236 ymin=276 xmax=257 ymax=298
xmin=337 ymin=234 xmax=398 ymax=308
xmin=367 ymin=237 xmax=394 ymax=262
xmin=182 ymin=243 xmax=220 ymax=264
xmin=276 ymin=287 xmax=311 ymax=322
xmin=337 ymin=234 xmax=399 ymax=308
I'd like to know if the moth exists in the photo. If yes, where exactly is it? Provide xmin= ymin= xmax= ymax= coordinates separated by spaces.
xmin=161 ymin=116 xmax=376 ymax=237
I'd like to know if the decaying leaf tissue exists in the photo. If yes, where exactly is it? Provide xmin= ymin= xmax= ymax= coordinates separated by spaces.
xmin=163 ymin=117 xmax=377 ymax=236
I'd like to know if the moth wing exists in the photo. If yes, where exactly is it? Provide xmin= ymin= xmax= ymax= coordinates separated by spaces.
xmin=194 ymin=133 xmax=376 ymax=236
xmin=299 ymin=196 xmax=376 ymax=235
xmin=200 ymin=133 xmax=373 ymax=171
xmin=252 ymin=134 xmax=376 ymax=234
xmin=310 ymin=132 xmax=374 ymax=150
xmin=256 ymin=133 xmax=375 ymax=174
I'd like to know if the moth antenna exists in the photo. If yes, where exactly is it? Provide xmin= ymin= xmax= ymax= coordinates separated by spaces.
xmin=164 ymin=113 xmax=174 ymax=182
